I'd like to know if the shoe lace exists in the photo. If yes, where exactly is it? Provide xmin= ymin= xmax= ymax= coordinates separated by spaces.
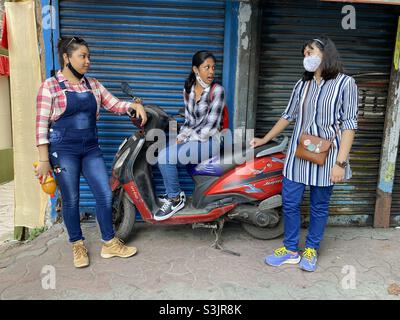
xmin=274 ymin=247 xmax=288 ymax=256
xmin=73 ymin=244 xmax=87 ymax=259
xmin=112 ymin=237 xmax=126 ymax=250
xmin=160 ymin=199 xmax=172 ymax=212
xmin=303 ymin=248 xmax=316 ymax=261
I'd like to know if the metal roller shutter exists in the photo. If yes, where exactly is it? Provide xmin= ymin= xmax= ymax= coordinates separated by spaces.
xmin=58 ymin=0 xmax=226 ymax=212
xmin=256 ymin=0 xmax=400 ymax=223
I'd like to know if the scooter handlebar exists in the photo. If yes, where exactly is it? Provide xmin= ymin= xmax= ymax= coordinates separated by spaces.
xmin=130 ymin=116 xmax=143 ymax=128
xmin=271 ymin=134 xmax=289 ymax=149
xmin=127 ymin=109 xmax=144 ymax=128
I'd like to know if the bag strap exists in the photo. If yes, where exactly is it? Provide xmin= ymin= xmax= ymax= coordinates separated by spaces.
xmin=299 ymin=81 xmax=339 ymax=143
xmin=208 ymin=83 xmax=218 ymax=104
xmin=299 ymin=81 xmax=311 ymax=135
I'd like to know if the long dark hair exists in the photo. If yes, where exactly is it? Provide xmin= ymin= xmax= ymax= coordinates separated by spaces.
xmin=57 ymin=37 xmax=89 ymax=70
xmin=302 ymin=36 xmax=344 ymax=81
xmin=184 ymin=50 xmax=216 ymax=94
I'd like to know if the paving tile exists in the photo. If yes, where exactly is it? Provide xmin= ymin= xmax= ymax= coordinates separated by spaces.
xmin=1 ymin=219 xmax=400 ymax=299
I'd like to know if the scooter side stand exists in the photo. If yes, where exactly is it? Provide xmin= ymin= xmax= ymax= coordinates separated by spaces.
xmin=192 ymin=219 xmax=241 ymax=257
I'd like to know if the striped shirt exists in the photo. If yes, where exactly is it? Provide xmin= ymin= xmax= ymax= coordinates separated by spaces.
xmin=282 ymin=73 xmax=358 ymax=187
xmin=177 ymin=83 xmax=225 ymax=142
xmin=36 ymin=70 xmax=131 ymax=146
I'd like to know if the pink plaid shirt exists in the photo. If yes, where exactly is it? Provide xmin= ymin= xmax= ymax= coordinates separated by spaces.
xmin=36 ymin=70 xmax=132 ymax=145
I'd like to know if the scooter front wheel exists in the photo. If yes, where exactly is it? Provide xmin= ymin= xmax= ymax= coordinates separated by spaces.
xmin=241 ymin=216 xmax=284 ymax=240
xmin=112 ymin=189 xmax=136 ymax=241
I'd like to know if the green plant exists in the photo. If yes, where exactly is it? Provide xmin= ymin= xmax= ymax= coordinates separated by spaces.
xmin=0 ymin=47 xmax=8 ymax=57
xmin=27 ymin=227 xmax=47 ymax=241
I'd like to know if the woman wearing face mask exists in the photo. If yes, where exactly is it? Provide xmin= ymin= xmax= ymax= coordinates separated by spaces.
xmin=155 ymin=50 xmax=225 ymax=221
xmin=250 ymin=36 xmax=358 ymax=272
xmin=35 ymin=37 xmax=147 ymax=268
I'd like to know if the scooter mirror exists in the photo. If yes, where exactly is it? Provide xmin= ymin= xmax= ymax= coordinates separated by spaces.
xmin=121 ymin=82 xmax=135 ymax=98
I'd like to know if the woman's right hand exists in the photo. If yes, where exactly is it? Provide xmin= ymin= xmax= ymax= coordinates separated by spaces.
xmin=250 ymin=137 xmax=268 ymax=149
xmin=35 ymin=161 xmax=52 ymax=183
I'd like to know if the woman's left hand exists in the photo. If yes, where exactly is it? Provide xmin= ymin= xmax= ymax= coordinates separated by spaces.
xmin=330 ymin=165 xmax=345 ymax=183
xmin=132 ymin=103 xmax=147 ymax=126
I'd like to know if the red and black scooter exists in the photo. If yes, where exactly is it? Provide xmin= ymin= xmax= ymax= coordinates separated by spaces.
xmin=110 ymin=85 xmax=288 ymax=253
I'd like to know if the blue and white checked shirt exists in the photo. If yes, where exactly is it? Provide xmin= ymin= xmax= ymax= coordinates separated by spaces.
xmin=282 ymin=73 xmax=358 ymax=186
xmin=177 ymin=84 xmax=225 ymax=142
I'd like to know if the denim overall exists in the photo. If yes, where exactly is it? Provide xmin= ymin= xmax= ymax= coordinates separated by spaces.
xmin=49 ymin=77 xmax=114 ymax=242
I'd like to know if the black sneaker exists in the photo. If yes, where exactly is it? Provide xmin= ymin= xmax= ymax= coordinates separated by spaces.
xmin=154 ymin=196 xmax=186 ymax=221
xmin=158 ymin=191 xmax=186 ymax=204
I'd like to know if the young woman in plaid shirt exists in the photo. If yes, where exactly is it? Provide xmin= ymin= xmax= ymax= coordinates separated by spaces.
xmin=35 ymin=37 xmax=147 ymax=268
xmin=155 ymin=51 xmax=225 ymax=221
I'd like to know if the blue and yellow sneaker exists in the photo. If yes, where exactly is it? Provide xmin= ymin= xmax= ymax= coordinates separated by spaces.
xmin=299 ymin=247 xmax=318 ymax=272
xmin=265 ymin=246 xmax=301 ymax=267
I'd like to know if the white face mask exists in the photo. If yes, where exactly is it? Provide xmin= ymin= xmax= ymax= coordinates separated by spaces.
xmin=195 ymin=72 xmax=210 ymax=89
xmin=303 ymin=55 xmax=322 ymax=72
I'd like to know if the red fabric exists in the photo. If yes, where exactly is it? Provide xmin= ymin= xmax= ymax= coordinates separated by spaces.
xmin=0 ymin=55 xmax=9 ymax=76
xmin=0 ymin=13 xmax=9 ymax=76
xmin=221 ymin=105 xmax=229 ymax=130
xmin=210 ymin=83 xmax=230 ymax=130
xmin=1 ymin=13 xmax=7 ymax=49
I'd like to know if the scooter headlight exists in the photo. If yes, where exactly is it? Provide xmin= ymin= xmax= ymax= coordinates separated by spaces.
xmin=114 ymin=148 xmax=130 ymax=171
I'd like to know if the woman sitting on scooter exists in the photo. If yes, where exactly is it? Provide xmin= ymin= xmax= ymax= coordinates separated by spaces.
xmin=250 ymin=36 xmax=358 ymax=272
xmin=35 ymin=36 xmax=147 ymax=268
xmin=155 ymin=50 xmax=225 ymax=221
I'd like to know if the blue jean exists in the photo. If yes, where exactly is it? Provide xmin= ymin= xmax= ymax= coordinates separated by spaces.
xmin=49 ymin=127 xmax=114 ymax=243
xmin=282 ymin=177 xmax=334 ymax=251
xmin=157 ymin=138 xmax=220 ymax=198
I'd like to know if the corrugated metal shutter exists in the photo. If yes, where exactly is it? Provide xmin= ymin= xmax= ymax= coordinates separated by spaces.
xmin=58 ymin=0 xmax=226 ymax=212
xmin=256 ymin=0 xmax=400 ymax=223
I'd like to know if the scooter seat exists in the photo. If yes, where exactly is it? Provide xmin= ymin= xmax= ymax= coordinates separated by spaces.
xmin=216 ymin=141 xmax=281 ymax=174
xmin=190 ymin=140 xmax=282 ymax=176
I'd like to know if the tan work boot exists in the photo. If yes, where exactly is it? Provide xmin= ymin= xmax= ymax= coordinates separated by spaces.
xmin=72 ymin=240 xmax=89 ymax=268
xmin=101 ymin=237 xmax=137 ymax=258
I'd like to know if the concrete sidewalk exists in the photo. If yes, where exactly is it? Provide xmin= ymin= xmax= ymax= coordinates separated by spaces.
xmin=0 ymin=219 xmax=399 ymax=300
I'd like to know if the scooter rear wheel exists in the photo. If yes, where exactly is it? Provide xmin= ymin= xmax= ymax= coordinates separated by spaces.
xmin=112 ymin=189 xmax=136 ymax=241
xmin=241 ymin=216 xmax=284 ymax=240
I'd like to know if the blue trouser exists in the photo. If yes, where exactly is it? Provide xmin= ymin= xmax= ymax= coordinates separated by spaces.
xmin=49 ymin=127 xmax=115 ymax=243
xmin=282 ymin=177 xmax=334 ymax=251
xmin=157 ymin=138 xmax=220 ymax=198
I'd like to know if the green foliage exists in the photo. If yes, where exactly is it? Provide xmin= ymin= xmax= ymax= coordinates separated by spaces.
xmin=27 ymin=227 xmax=47 ymax=241
xmin=0 ymin=46 xmax=8 ymax=57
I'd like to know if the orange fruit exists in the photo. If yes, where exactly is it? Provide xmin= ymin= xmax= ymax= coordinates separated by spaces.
xmin=41 ymin=175 xmax=57 ymax=195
